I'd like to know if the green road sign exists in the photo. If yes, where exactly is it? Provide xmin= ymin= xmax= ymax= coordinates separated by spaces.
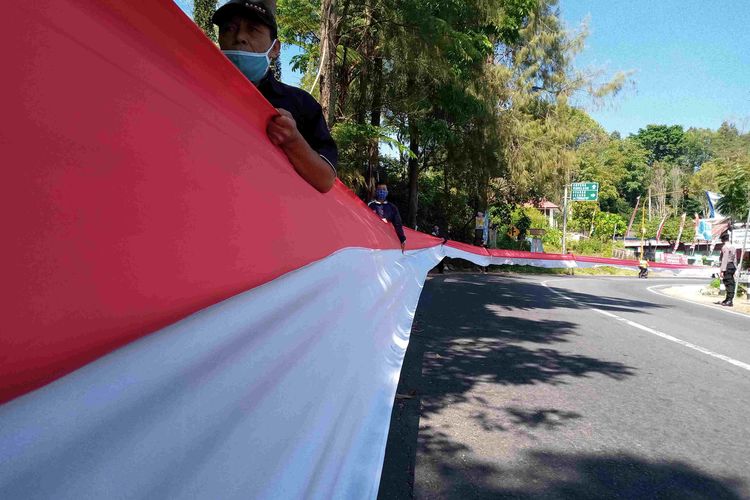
xmin=571 ymin=182 xmax=599 ymax=201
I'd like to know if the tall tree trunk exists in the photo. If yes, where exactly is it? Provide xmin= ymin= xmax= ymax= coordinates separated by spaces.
xmin=336 ymin=46 xmax=350 ymax=122
xmin=353 ymin=0 xmax=374 ymax=197
xmin=368 ymin=56 xmax=383 ymax=187
xmin=407 ymin=116 xmax=420 ymax=228
xmin=318 ymin=0 xmax=339 ymax=127
xmin=334 ymin=0 xmax=352 ymax=123
xmin=443 ymin=158 xmax=450 ymax=230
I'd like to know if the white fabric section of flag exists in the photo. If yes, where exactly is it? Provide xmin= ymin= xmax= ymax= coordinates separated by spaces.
xmin=443 ymin=245 xmax=491 ymax=267
xmin=0 ymin=247 xmax=441 ymax=500
xmin=0 ymin=243 xmax=708 ymax=499
xmin=492 ymin=256 xmax=576 ymax=269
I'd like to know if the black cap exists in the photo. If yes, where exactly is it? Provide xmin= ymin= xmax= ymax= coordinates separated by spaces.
xmin=212 ymin=0 xmax=277 ymax=37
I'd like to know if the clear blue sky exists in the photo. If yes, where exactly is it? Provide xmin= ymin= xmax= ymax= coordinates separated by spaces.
xmin=559 ymin=0 xmax=750 ymax=136
xmin=175 ymin=1 xmax=750 ymax=137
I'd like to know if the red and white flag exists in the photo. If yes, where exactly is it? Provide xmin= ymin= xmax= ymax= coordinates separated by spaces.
xmin=0 ymin=2 xmax=709 ymax=498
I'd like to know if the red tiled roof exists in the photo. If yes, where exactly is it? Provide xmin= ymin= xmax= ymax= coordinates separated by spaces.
xmin=524 ymin=200 xmax=560 ymax=210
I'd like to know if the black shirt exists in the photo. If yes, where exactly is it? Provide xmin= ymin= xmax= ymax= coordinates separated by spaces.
xmin=368 ymin=201 xmax=406 ymax=243
xmin=257 ymin=73 xmax=338 ymax=170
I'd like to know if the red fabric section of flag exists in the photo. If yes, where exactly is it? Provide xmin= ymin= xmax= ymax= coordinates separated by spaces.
xmin=488 ymin=249 xmax=575 ymax=261
xmin=0 ymin=0 xmax=705 ymax=404
xmin=0 ymin=0 xmax=435 ymax=403
xmin=445 ymin=241 xmax=491 ymax=256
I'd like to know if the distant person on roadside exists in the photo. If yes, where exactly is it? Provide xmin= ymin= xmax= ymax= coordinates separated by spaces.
xmin=431 ymin=225 xmax=447 ymax=273
xmin=718 ymin=232 xmax=737 ymax=307
xmin=431 ymin=225 xmax=448 ymax=244
xmin=638 ymin=256 xmax=649 ymax=279
xmin=368 ymin=182 xmax=406 ymax=252
xmin=213 ymin=0 xmax=337 ymax=193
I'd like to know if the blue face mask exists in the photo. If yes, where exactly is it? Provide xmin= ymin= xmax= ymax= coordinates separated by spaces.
xmin=222 ymin=41 xmax=276 ymax=84
xmin=375 ymin=188 xmax=388 ymax=201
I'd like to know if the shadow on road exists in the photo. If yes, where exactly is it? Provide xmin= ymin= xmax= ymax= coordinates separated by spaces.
xmin=416 ymin=449 xmax=747 ymax=499
xmin=446 ymin=274 xmax=668 ymax=314
xmin=411 ymin=275 xmax=637 ymax=416
xmin=378 ymin=274 xmax=696 ymax=499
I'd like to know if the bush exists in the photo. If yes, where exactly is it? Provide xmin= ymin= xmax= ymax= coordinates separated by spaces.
xmin=542 ymin=228 xmax=563 ymax=253
xmin=495 ymin=228 xmax=530 ymax=251
xmin=568 ymin=238 xmax=615 ymax=257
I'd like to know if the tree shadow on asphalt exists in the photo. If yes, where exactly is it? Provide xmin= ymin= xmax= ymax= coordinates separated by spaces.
xmin=413 ymin=275 xmax=637 ymax=415
xmin=438 ymin=274 xmax=668 ymax=314
xmin=415 ymin=449 xmax=747 ymax=499
xmin=378 ymin=274 xmax=655 ymax=499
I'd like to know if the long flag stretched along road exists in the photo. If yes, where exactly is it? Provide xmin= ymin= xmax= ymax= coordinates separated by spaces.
xmin=0 ymin=1 xmax=707 ymax=498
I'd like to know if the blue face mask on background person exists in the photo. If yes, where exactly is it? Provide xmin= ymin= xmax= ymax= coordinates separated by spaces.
xmin=222 ymin=41 xmax=276 ymax=84
xmin=375 ymin=188 xmax=388 ymax=201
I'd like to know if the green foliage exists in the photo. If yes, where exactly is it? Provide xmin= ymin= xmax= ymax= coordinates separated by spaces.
xmin=542 ymin=227 xmax=563 ymax=253
xmin=683 ymin=128 xmax=715 ymax=172
xmin=642 ymin=215 xmax=682 ymax=241
xmin=277 ymin=0 xmax=320 ymax=48
xmin=193 ymin=0 xmax=218 ymax=42
xmin=591 ymin=211 xmax=626 ymax=240
xmin=515 ymin=211 xmax=532 ymax=239
xmin=577 ymin=135 xmax=650 ymax=214
xmin=716 ymin=162 xmax=750 ymax=220
xmin=632 ymin=124 xmax=686 ymax=165
xmin=569 ymin=201 xmax=598 ymax=233
xmin=568 ymin=238 xmax=616 ymax=257
xmin=490 ymin=206 xmax=542 ymax=250
xmin=195 ymin=0 xmax=750 ymax=241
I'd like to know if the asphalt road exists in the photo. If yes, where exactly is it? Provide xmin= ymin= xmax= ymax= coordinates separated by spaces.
xmin=378 ymin=273 xmax=750 ymax=499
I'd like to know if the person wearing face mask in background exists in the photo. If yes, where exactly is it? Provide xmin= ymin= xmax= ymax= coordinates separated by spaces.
xmin=368 ymin=182 xmax=406 ymax=253
xmin=213 ymin=0 xmax=337 ymax=193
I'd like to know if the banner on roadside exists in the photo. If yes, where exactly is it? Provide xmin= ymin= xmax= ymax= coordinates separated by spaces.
xmin=731 ymin=228 xmax=749 ymax=248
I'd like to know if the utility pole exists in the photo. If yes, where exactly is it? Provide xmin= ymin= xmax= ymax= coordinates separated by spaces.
xmin=648 ymin=187 xmax=652 ymax=221
xmin=562 ymin=184 xmax=569 ymax=254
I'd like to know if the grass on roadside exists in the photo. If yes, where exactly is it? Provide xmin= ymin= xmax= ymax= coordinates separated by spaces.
xmin=485 ymin=264 xmax=637 ymax=276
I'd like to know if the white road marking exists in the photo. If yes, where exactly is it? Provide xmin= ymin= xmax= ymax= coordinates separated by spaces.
xmin=542 ymin=279 xmax=750 ymax=373
xmin=647 ymin=284 xmax=750 ymax=320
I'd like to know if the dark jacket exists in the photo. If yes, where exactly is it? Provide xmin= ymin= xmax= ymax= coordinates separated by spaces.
xmin=368 ymin=201 xmax=406 ymax=243
xmin=257 ymin=73 xmax=338 ymax=170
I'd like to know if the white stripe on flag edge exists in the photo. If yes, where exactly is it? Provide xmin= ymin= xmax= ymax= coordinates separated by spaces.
xmin=0 ymin=246 xmax=443 ymax=500
xmin=0 ymin=242 xmax=708 ymax=499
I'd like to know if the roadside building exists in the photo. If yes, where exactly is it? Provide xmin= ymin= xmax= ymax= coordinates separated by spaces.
xmin=524 ymin=200 xmax=560 ymax=228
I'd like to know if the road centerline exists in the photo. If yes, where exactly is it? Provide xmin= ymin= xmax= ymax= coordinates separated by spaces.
xmin=542 ymin=279 xmax=750 ymax=373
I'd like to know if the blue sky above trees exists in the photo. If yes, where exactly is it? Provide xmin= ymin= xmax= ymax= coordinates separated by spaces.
xmin=559 ymin=0 xmax=750 ymax=135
